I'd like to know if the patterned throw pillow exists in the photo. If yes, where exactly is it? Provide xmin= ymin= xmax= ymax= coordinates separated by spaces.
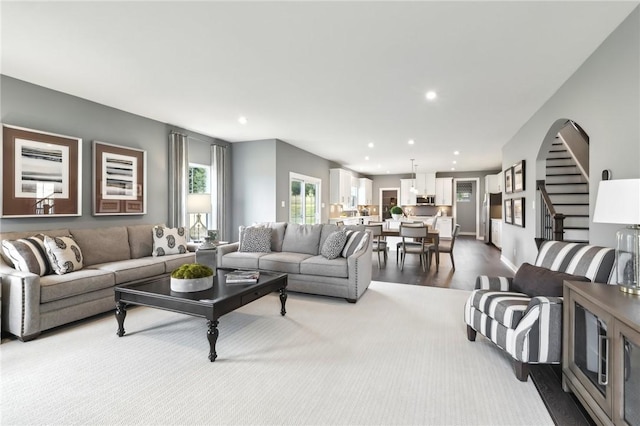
xmin=239 ymin=227 xmax=272 ymax=253
xmin=152 ymin=226 xmax=188 ymax=257
xmin=341 ymin=230 xmax=369 ymax=258
xmin=43 ymin=235 xmax=84 ymax=275
xmin=1 ymin=234 xmax=52 ymax=276
xmin=321 ymin=230 xmax=348 ymax=260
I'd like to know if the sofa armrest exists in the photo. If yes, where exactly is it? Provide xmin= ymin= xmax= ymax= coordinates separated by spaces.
xmin=216 ymin=242 xmax=239 ymax=266
xmin=512 ymin=296 xmax=563 ymax=363
xmin=0 ymin=266 xmax=42 ymax=340
xmin=475 ymin=275 xmax=512 ymax=291
xmin=346 ymin=234 xmax=373 ymax=301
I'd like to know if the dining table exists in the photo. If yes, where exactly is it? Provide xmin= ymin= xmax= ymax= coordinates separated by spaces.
xmin=379 ymin=224 xmax=441 ymax=271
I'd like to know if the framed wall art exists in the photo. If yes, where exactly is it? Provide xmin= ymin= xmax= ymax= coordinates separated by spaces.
xmin=93 ymin=141 xmax=147 ymax=215
xmin=504 ymin=199 xmax=513 ymax=224
xmin=513 ymin=197 xmax=525 ymax=227
xmin=513 ymin=160 xmax=526 ymax=192
xmin=2 ymin=124 xmax=82 ymax=217
xmin=504 ymin=167 xmax=513 ymax=194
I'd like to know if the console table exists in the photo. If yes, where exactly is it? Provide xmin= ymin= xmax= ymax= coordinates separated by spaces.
xmin=562 ymin=280 xmax=640 ymax=426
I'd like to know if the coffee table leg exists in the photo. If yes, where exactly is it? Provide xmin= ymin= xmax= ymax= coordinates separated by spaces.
xmin=207 ymin=320 xmax=219 ymax=362
xmin=115 ymin=302 xmax=127 ymax=337
xmin=280 ymin=287 xmax=287 ymax=316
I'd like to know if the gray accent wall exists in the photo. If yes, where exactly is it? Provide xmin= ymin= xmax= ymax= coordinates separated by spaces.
xmin=501 ymin=7 xmax=640 ymax=268
xmin=0 ymin=75 xmax=228 ymax=233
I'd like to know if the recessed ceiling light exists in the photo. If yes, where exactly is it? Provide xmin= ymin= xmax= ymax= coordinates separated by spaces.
xmin=386 ymin=170 xmax=390 ymax=174
xmin=408 ymin=139 xmax=415 ymax=145
xmin=365 ymin=156 xmax=370 ymax=161
xmin=425 ymin=91 xmax=437 ymax=101
xmin=238 ymin=116 xmax=248 ymax=125
xmin=453 ymin=150 xmax=460 ymax=155
xmin=451 ymin=167 xmax=455 ymax=171
xmin=452 ymin=160 xmax=457 ymax=164
xmin=368 ymin=142 xmax=374 ymax=148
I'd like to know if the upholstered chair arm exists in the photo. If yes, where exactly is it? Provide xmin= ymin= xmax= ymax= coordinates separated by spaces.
xmin=216 ymin=242 xmax=239 ymax=266
xmin=475 ymin=275 xmax=513 ymax=291
xmin=346 ymin=234 xmax=373 ymax=302
xmin=510 ymin=296 xmax=564 ymax=364
xmin=0 ymin=266 xmax=41 ymax=340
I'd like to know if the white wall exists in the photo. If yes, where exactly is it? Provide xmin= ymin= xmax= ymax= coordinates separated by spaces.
xmin=501 ymin=7 xmax=640 ymax=266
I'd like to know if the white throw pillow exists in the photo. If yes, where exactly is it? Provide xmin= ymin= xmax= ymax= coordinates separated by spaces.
xmin=44 ymin=235 xmax=84 ymax=275
xmin=152 ymin=226 xmax=188 ymax=256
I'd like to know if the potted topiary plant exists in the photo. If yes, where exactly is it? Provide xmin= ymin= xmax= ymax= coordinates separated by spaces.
xmin=170 ymin=263 xmax=214 ymax=292
xmin=390 ymin=205 xmax=403 ymax=220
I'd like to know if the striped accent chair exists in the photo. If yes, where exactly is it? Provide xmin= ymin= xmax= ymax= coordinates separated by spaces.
xmin=464 ymin=241 xmax=615 ymax=381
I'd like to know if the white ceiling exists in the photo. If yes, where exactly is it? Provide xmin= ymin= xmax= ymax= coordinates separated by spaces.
xmin=1 ymin=1 xmax=637 ymax=175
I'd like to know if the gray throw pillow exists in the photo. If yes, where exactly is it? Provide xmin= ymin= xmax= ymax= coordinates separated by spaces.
xmin=321 ymin=230 xmax=348 ymax=260
xmin=341 ymin=230 xmax=369 ymax=258
xmin=512 ymin=262 xmax=591 ymax=297
xmin=239 ymin=227 xmax=272 ymax=253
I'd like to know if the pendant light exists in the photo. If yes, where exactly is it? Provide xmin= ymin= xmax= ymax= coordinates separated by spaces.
xmin=410 ymin=159 xmax=417 ymax=193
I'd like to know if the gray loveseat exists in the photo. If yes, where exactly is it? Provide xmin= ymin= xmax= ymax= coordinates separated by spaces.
xmin=217 ymin=223 xmax=372 ymax=302
xmin=0 ymin=224 xmax=194 ymax=341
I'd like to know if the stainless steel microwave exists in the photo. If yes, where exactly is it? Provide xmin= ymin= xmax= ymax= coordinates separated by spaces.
xmin=416 ymin=195 xmax=435 ymax=205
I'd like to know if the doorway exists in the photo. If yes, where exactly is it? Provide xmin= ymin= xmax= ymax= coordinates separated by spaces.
xmin=289 ymin=172 xmax=321 ymax=224
xmin=453 ymin=178 xmax=480 ymax=239
xmin=379 ymin=187 xmax=400 ymax=221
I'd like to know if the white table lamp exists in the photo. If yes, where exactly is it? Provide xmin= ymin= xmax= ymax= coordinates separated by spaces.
xmin=593 ymin=179 xmax=640 ymax=294
xmin=187 ymin=193 xmax=212 ymax=242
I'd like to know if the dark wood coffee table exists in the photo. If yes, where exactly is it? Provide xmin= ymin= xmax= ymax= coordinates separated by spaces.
xmin=114 ymin=269 xmax=287 ymax=362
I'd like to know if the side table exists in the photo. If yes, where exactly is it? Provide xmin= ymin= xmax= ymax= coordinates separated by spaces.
xmin=196 ymin=246 xmax=218 ymax=274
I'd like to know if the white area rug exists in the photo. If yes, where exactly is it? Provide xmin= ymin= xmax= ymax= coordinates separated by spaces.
xmin=1 ymin=282 xmax=553 ymax=425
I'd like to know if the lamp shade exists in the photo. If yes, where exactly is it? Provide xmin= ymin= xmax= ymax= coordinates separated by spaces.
xmin=187 ymin=193 xmax=212 ymax=213
xmin=593 ymin=179 xmax=640 ymax=225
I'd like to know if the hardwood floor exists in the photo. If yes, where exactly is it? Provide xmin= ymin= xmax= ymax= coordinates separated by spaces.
xmin=371 ymin=235 xmax=594 ymax=426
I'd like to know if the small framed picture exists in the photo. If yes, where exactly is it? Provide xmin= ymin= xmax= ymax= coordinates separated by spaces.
xmin=513 ymin=160 xmax=525 ymax=193
xmin=504 ymin=167 xmax=513 ymax=194
xmin=504 ymin=199 xmax=513 ymax=224
xmin=513 ymin=197 xmax=525 ymax=227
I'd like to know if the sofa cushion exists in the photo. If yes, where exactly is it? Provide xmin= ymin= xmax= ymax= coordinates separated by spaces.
xmin=513 ymin=262 xmax=590 ymax=297
xmin=152 ymin=226 xmax=188 ymax=256
xmin=2 ymin=234 xmax=52 ymax=276
xmin=127 ymin=224 xmax=157 ymax=259
xmin=40 ymin=268 xmax=115 ymax=303
xmin=44 ymin=236 xmax=84 ymax=275
xmin=341 ymin=230 xmax=368 ymax=258
xmin=163 ymin=252 xmax=196 ymax=273
xmin=239 ymin=227 xmax=272 ymax=253
xmin=320 ymin=230 xmax=347 ymax=260
xmin=92 ymin=258 xmax=166 ymax=285
xmin=319 ymin=224 xmax=340 ymax=249
xmin=259 ymin=252 xmax=314 ymax=274
xmin=220 ymin=251 xmax=267 ymax=270
xmin=300 ymin=255 xmax=348 ymax=278
xmin=254 ymin=222 xmax=287 ymax=252
xmin=281 ymin=224 xmax=323 ymax=255
xmin=71 ymin=226 xmax=131 ymax=266
xmin=470 ymin=289 xmax=531 ymax=329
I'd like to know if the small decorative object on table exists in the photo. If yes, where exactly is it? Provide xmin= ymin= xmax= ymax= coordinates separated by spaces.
xmin=390 ymin=206 xmax=403 ymax=220
xmin=199 ymin=229 xmax=219 ymax=250
xmin=225 ymin=270 xmax=260 ymax=284
xmin=170 ymin=263 xmax=214 ymax=292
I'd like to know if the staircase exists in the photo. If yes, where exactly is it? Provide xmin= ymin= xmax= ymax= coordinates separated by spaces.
xmin=544 ymin=140 xmax=589 ymax=243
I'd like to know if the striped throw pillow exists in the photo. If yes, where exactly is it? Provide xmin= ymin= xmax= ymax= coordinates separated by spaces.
xmin=1 ymin=234 xmax=52 ymax=276
xmin=341 ymin=230 xmax=369 ymax=258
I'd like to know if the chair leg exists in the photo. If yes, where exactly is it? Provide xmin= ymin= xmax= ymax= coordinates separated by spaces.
xmin=466 ymin=325 xmax=476 ymax=341
xmin=450 ymin=252 xmax=455 ymax=271
xmin=400 ymin=250 xmax=405 ymax=271
xmin=514 ymin=360 xmax=530 ymax=382
xmin=376 ymin=250 xmax=381 ymax=268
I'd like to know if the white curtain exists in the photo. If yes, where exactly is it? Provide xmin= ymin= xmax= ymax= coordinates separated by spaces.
xmin=211 ymin=144 xmax=228 ymax=240
xmin=168 ymin=132 xmax=188 ymax=228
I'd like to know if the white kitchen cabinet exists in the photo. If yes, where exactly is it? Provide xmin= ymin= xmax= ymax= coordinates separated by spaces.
xmin=436 ymin=216 xmax=453 ymax=239
xmin=486 ymin=173 xmax=502 ymax=194
xmin=425 ymin=173 xmax=436 ymax=195
xmin=491 ymin=219 xmax=502 ymax=248
xmin=400 ymin=179 xmax=416 ymax=206
xmin=435 ymin=177 xmax=453 ymax=206
xmin=330 ymin=168 xmax=355 ymax=209
xmin=358 ymin=178 xmax=373 ymax=205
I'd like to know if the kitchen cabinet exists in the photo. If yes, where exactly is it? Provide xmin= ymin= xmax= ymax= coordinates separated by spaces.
xmin=436 ymin=216 xmax=453 ymax=239
xmin=486 ymin=173 xmax=502 ymax=194
xmin=435 ymin=177 xmax=453 ymax=206
xmin=400 ymin=179 xmax=417 ymax=206
xmin=425 ymin=173 xmax=437 ymax=195
xmin=358 ymin=178 xmax=373 ymax=205
xmin=490 ymin=219 xmax=502 ymax=248
xmin=330 ymin=168 xmax=356 ymax=209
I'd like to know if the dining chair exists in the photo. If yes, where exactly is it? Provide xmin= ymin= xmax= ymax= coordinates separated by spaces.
xmin=429 ymin=223 xmax=461 ymax=271
xmin=395 ymin=221 xmax=425 ymax=264
xmin=398 ymin=222 xmax=434 ymax=272
xmin=364 ymin=223 xmax=387 ymax=267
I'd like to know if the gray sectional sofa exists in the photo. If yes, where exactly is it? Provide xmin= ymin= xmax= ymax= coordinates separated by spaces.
xmin=0 ymin=224 xmax=194 ymax=341
xmin=217 ymin=223 xmax=372 ymax=302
